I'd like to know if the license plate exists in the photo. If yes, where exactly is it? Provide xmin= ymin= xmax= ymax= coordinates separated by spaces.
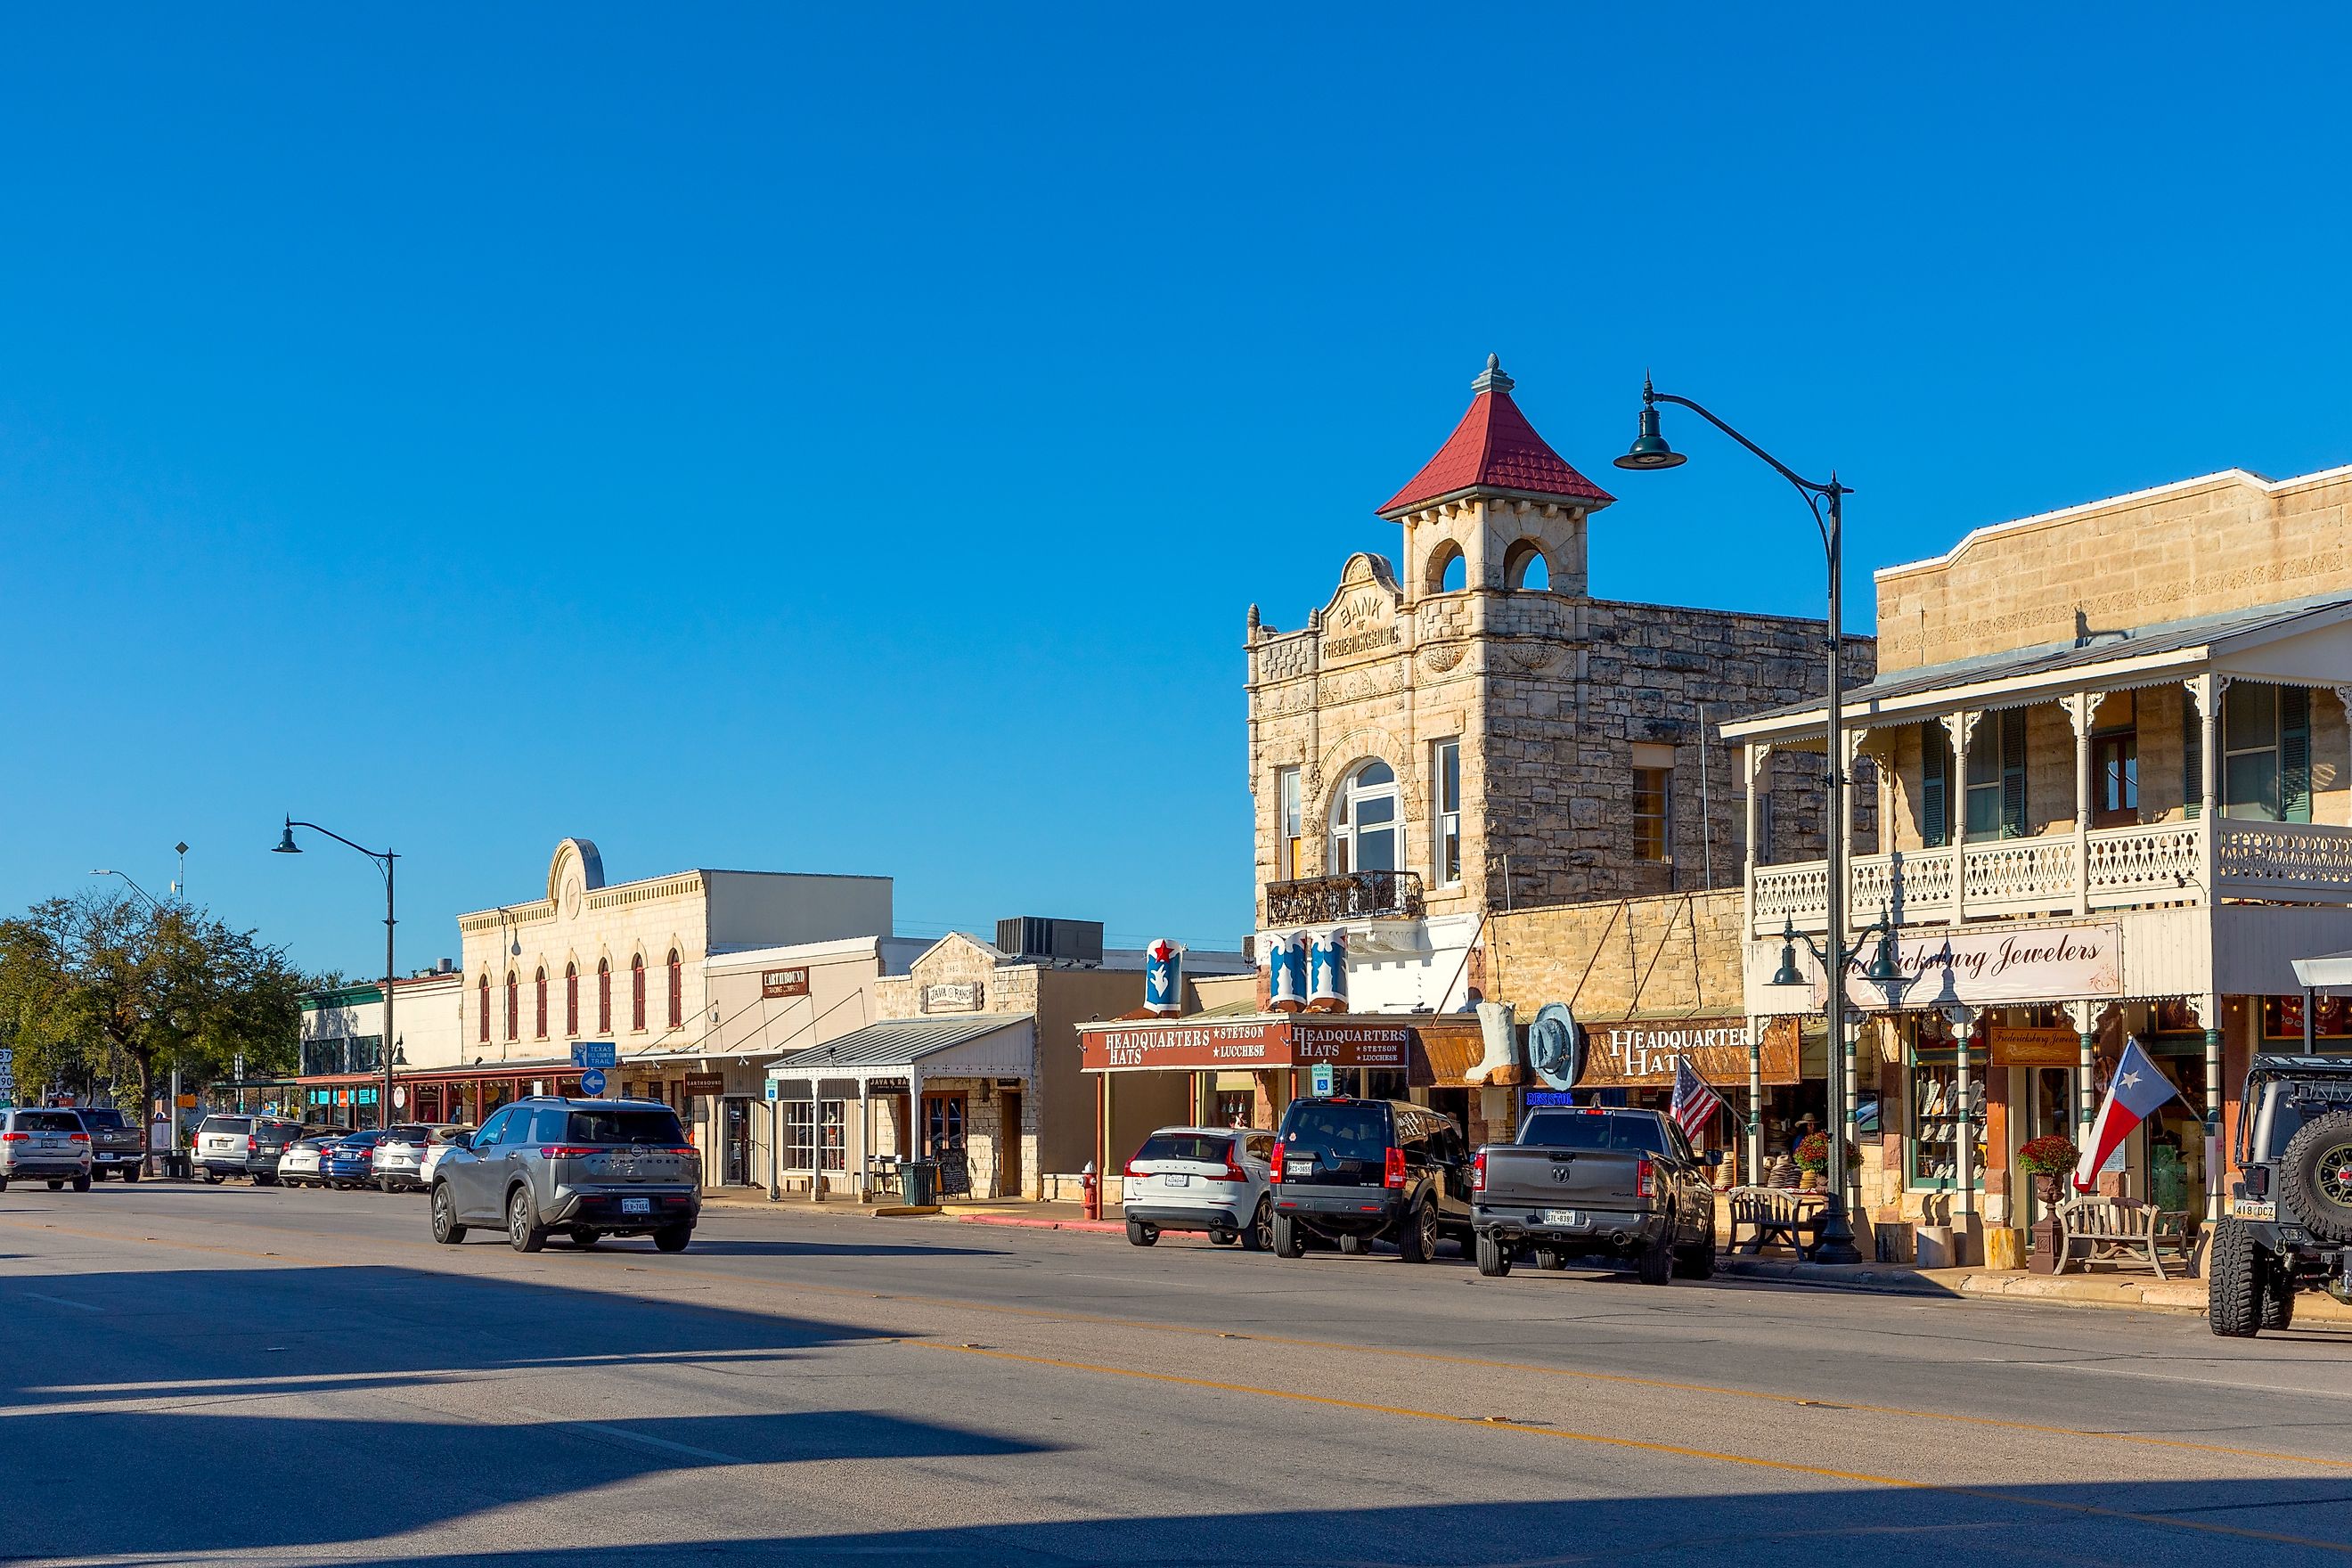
xmin=2233 ymin=1197 xmax=2277 ymax=1221
xmin=1164 ymin=1173 xmax=1191 ymax=1187
xmin=620 ymin=1197 xmax=651 ymax=1215
xmin=1286 ymin=1159 xmax=1314 ymax=1179
xmin=1543 ymin=1208 xmax=1581 ymax=1227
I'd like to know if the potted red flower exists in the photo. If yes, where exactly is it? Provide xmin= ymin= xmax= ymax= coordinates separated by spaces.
xmin=2016 ymin=1134 xmax=2080 ymax=1205
xmin=1792 ymin=1131 xmax=1860 ymax=1190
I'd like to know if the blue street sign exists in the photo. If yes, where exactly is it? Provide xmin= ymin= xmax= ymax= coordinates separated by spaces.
xmin=578 ymin=1068 xmax=608 ymax=1097
xmin=764 ymin=1079 xmax=780 ymax=1102
xmin=571 ymin=1041 xmax=617 ymax=1070
xmin=1311 ymin=1062 xmax=1334 ymax=1097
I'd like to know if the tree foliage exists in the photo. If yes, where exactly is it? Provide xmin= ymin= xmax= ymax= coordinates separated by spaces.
xmin=0 ymin=893 xmax=308 ymax=1110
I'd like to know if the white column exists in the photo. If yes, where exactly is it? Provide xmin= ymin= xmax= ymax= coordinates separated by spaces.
xmin=1942 ymin=712 xmax=1975 ymax=927
xmin=1945 ymin=1005 xmax=1977 ymax=1226
xmin=1743 ymin=744 xmax=1762 ymax=878
xmin=2069 ymin=693 xmax=2094 ymax=915
xmin=2201 ymin=993 xmax=2223 ymax=1232
xmin=1746 ymin=1016 xmax=1766 ymax=1185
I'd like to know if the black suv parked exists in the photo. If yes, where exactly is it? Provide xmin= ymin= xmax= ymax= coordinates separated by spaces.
xmin=2212 ymin=1055 xmax=2352 ymax=1335
xmin=1269 ymin=1096 xmax=1474 ymax=1262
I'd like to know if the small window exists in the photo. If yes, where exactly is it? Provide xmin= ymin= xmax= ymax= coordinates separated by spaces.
xmin=478 ymin=976 xmax=492 ymax=1044
xmin=1964 ymin=709 xmax=2028 ymax=840
xmin=1432 ymin=739 xmax=1462 ymax=886
xmin=1632 ymin=746 xmax=1673 ymax=862
xmin=564 ymin=963 xmax=580 ymax=1037
xmin=2224 ymin=683 xmax=2311 ymax=822
xmin=505 ymin=972 xmax=519 ymax=1041
xmin=534 ymin=968 xmax=549 ymax=1039
xmin=1918 ymin=723 xmax=1954 ymax=848
xmin=1428 ymin=541 xmax=1466 ymax=594
xmin=631 ymin=956 xmax=647 ymax=1032
xmin=597 ymin=959 xmax=612 ymax=1033
xmin=1330 ymin=760 xmax=1399 ymax=874
xmin=666 ymin=949 xmax=684 ymax=1029
xmin=1503 ymin=540 xmax=1550 ymax=592
xmin=1277 ymin=767 xmax=1303 ymax=879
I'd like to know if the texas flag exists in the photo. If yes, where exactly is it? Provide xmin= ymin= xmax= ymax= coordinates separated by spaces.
xmin=2073 ymin=1037 xmax=2183 ymax=1191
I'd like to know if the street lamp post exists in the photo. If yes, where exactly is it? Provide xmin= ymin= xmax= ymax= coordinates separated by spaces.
xmin=1617 ymin=382 xmax=1867 ymax=1262
xmin=274 ymin=819 xmax=398 ymax=1131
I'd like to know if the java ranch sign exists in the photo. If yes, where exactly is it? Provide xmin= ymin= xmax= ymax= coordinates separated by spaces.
xmin=1770 ymin=922 xmax=2124 ymax=1010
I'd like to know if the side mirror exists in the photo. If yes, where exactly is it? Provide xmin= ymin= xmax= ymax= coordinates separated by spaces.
xmin=1703 ymin=1149 xmax=1725 ymax=1170
xmin=452 ymin=1131 xmax=474 ymax=1148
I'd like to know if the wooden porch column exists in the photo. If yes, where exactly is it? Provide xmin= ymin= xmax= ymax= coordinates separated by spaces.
xmin=2192 ymin=675 xmax=2225 ymax=905
xmin=1941 ymin=712 xmax=1974 ymax=927
xmin=2069 ymin=692 xmax=2094 ymax=916
xmin=1742 ymin=744 xmax=1764 ymax=879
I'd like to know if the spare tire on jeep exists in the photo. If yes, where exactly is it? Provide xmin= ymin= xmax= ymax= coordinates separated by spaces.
xmin=2279 ymin=1107 xmax=2352 ymax=1244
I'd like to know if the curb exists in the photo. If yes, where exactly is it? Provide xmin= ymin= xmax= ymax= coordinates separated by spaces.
xmin=1713 ymin=1258 xmax=1957 ymax=1297
xmin=952 ymin=1213 xmax=1125 ymax=1235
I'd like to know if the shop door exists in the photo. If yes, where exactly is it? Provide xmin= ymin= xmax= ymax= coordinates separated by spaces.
xmin=2026 ymin=1066 xmax=2075 ymax=1228
xmin=722 ymin=1098 xmax=751 ymax=1186
xmin=995 ymin=1091 xmax=1021 ymax=1197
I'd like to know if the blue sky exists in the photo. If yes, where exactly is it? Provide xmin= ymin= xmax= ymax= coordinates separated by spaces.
xmin=4 ymin=7 xmax=2348 ymax=977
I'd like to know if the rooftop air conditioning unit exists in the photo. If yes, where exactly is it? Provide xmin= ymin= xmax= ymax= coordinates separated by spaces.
xmin=995 ymin=917 xmax=1105 ymax=968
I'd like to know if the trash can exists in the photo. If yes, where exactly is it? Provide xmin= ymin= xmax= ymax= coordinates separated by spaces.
xmin=902 ymin=1159 xmax=939 ymax=1206
xmin=165 ymin=1150 xmax=192 ymax=1180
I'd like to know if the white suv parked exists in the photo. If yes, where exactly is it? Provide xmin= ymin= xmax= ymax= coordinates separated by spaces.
xmin=1122 ymin=1127 xmax=1275 ymax=1251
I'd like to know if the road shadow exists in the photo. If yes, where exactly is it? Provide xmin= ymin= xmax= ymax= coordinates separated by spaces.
xmin=631 ymin=1237 xmax=1005 ymax=1259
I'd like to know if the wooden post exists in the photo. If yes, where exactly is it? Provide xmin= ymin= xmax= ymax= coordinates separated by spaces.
xmin=2070 ymin=693 xmax=2094 ymax=915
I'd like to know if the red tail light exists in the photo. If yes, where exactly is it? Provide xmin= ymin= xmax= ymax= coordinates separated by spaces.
xmin=246 ymin=1136 xmax=257 ymax=1152
xmin=1635 ymin=1156 xmax=1654 ymax=1199
xmin=538 ymin=1146 xmax=599 ymax=1158
xmin=69 ymin=1132 xmax=91 ymax=1144
xmin=1270 ymin=1141 xmax=1285 ymax=1184
xmin=1221 ymin=1154 xmax=1248 ymax=1184
xmin=1384 ymin=1147 xmax=1407 ymax=1188
xmin=0 ymin=1132 xmax=23 ymax=1142
xmin=1122 ymin=1157 xmax=1144 ymax=1179
xmin=1472 ymin=1150 xmax=1487 ymax=1193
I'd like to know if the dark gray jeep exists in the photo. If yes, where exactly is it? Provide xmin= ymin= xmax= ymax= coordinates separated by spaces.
xmin=2210 ymin=1055 xmax=2352 ymax=1335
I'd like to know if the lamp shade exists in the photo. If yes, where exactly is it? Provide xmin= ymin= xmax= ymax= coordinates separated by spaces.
xmin=273 ymin=821 xmax=302 ymax=853
xmin=1614 ymin=404 xmax=1686 ymax=470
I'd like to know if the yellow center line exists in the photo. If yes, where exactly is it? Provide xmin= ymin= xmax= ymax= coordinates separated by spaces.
xmin=902 ymin=1340 xmax=2352 ymax=1556
xmin=13 ymin=1208 xmax=2352 ymax=1482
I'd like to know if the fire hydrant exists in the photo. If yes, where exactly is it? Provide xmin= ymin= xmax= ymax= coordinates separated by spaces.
xmin=1082 ymin=1160 xmax=1100 ymax=1221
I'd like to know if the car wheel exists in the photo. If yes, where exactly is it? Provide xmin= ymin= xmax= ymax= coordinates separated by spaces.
xmin=47 ymin=1180 xmax=63 ymax=1191
xmin=2278 ymin=1109 xmax=2352 ymax=1244
xmin=1535 ymin=1248 xmax=1566 ymax=1270
xmin=71 ymin=1174 xmax=91 ymax=1192
xmin=1240 ymin=1196 xmax=1274 ymax=1254
xmin=205 ymin=1172 xmax=224 ymax=1184
xmin=1271 ymin=1211 xmax=1306 ymax=1259
xmin=1125 ymin=1217 xmax=1159 ymax=1247
xmin=0 ymin=1178 xmax=10 ymax=1191
xmin=1475 ymin=1233 xmax=1513 ymax=1277
xmin=1209 ymin=1228 xmax=1237 ymax=1245
xmin=2261 ymin=1252 xmax=2297 ymax=1331
xmin=1399 ymin=1199 xmax=1438 ymax=1264
xmin=570 ymin=1228 xmax=600 ymax=1247
xmin=1636 ymin=1237 xmax=1675 ymax=1286
xmin=256 ymin=1172 xmax=279 ymax=1188
xmin=430 ymin=1181 xmax=467 ymax=1245
xmin=507 ymin=1187 xmax=548 ymax=1254
xmin=652 ymin=1222 xmax=692 ymax=1253
xmin=1675 ymin=1213 xmax=1719 ymax=1279
xmin=122 ymin=1164 xmax=141 ymax=1183
xmin=2209 ymin=1218 xmax=2264 ymax=1337
xmin=379 ymin=1177 xmax=398 ymax=1195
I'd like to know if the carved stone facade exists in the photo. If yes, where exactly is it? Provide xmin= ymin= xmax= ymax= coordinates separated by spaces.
xmin=1244 ymin=362 xmax=1874 ymax=927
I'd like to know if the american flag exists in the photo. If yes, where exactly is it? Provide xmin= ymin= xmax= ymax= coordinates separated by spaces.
xmin=1670 ymin=1057 xmax=1726 ymax=1144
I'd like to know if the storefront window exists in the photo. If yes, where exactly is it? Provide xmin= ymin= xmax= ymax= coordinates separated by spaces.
xmin=819 ymin=1100 xmax=846 ymax=1172
xmin=1907 ymin=1039 xmax=1987 ymax=1188
xmin=783 ymin=1101 xmax=816 ymax=1170
xmin=924 ymin=1093 xmax=967 ymax=1156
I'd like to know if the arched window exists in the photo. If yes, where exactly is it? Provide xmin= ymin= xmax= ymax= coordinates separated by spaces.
xmin=505 ymin=971 xmax=519 ymax=1041
xmin=564 ymin=963 xmax=579 ymax=1037
xmin=1330 ymin=759 xmax=1401 ymax=873
xmin=534 ymin=968 xmax=549 ymax=1038
xmin=666 ymin=949 xmax=683 ymax=1029
xmin=1426 ymin=540 xmax=1466 ymax=595
xmin=597 ymin=959 xmax=612 ymax=1033
xmin=631 ymin=955 xmax=647 ymax=1032
xmin=478 ymin=976 xmax=491 ymax=1043
xmin=1503 ymin=540 xmax=1550 ymax=592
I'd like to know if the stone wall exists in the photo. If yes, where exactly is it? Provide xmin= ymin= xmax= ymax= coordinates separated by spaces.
xmin=1484 ymin=888 xmax=1748 ymax=1019
xmin=1875 ymin=467 xmax=2352 ymax=673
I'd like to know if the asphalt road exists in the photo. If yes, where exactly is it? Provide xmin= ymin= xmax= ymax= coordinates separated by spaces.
xmin=7 ymin=1183 xmax=2352 ymax=1567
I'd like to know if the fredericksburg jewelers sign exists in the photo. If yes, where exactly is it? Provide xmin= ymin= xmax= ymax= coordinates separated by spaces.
xmin=1756 ymin=921 xmax=2123 ymax=1011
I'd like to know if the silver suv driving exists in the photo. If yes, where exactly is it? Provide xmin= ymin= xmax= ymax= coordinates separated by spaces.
xmin=430 ymin=1097 xmax=699 ymax=1254
xmin=0 ymin=1108 xmax=94 ymax=1191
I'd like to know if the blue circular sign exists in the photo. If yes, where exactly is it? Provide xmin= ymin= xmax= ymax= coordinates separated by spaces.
xmin=578 ymin=1068 xmax=608 ymax=1097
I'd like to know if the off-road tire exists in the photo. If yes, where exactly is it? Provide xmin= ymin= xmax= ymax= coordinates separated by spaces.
xmin=1240 ymin=1196 xmax=1273 ymax=1253
xmin=1125 ymin=1218 xmax=1158 ymax=1247
xmin=429 ymin=1181 xmax=467 ymax=1245
xmin=507 ymin=1186 xmax=548 ymax=1254
xmin=2208 ymin=1218 xmax=2263 ymax=1337
xmin=1675 ymin=1213 xmax=1719 ymax=1279
xmin=2279 ymin=1108 xmax=2352 ymax=1244
xmin=1271 ymin=1211 xmax=1306 ymax=1259
xmin=1399 ymin=1199 xmax=1439 ymax=1264
xmin=1475 ymin=1233 xmax=1512 ymax=1277
xmin=2262 ymin=1254 xmax=2297 ymax=1331
xmin=1636 ymin=1237 xmax=1675 ymax=1286
xmin=652 ymin=1222 xmax=692 ymax=1253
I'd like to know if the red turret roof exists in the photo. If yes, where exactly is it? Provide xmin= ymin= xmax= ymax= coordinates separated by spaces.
xmin=1376 ymin=357 xmax=1613 ymax=517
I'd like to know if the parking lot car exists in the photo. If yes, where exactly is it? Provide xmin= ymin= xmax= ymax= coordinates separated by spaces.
xmin=195 ymin=1115 xmax=257 ymax=1182
xmin=374 ymin=1124 xmax=468 ymax=1193
xmin=1268 ymin=1097 xmax=1474 ymax=1262
xmin=1469 ymin=1105 xmax=1718 ymax=1285
xmin=0 ymin=1107 xmax=94 ymax=1191
xmin=415 ymin=1127 xmax=474 ymax=1191
xmin=238 ymin=1118 xmax=313 ymax=1186
xmin=278 ymin=1131 xmax=340 ymax=1188
xmin=74 ymin=1107 xmax=145 ymax=1181
xmin=431 ymin=1097 xmax=699 ymax=1254
xmin=1122 ymin=1127 xmax=1275 ymax=1249
xmin=318 ymin=1129 xmax=398 ymax=1188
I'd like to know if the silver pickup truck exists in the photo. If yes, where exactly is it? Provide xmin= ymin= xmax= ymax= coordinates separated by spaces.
xmin=1470 ymin=1106 xmax=1719 ymax=1285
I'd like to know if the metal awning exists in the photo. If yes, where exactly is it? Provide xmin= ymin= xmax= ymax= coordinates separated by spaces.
xmin=2292 ymin=951 xmax=2352 ymax=989
xmin=765 ymin=1015 xmax=1035 ymax=1083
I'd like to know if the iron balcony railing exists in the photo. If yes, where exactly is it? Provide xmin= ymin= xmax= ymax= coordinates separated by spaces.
xmin=1264 ymin=870 xmax=1425 ymax=925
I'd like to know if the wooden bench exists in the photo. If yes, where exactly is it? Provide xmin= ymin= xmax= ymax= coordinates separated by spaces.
xmin=1729 ymin=1186 xmax=1825 ymax=1259
xmin=2053 ymin=1196 xmax=2194 ymax=1279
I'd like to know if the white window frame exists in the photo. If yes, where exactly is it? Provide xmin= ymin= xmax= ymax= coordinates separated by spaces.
xmin=1632 ymin=744 xmax=1674 ymax=863
xmin=1330 ymin=760 xmax=1401 ymax=875
xmin=1432 ymin=739 xmax=1462 ymax=886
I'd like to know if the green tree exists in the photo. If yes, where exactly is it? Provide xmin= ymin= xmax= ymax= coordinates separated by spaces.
xmin=0 ymin=893 xmax=306 ymax=1120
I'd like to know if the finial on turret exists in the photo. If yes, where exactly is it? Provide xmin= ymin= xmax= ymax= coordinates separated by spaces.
xmin=1471 ymin=353 xmax=1515 ymax=394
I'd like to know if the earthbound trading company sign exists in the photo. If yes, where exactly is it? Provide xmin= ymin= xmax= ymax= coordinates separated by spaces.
xmin=761 ymin=968 xmax=811 ymax=1000
xmin=1761 ymin=922 xmax=2124 ymax=1010
xmin=1079 ymin=1019 xmax=1411 ymax=1073
xmin=1582 ymin=1018 xmax=1801 ymax=1089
